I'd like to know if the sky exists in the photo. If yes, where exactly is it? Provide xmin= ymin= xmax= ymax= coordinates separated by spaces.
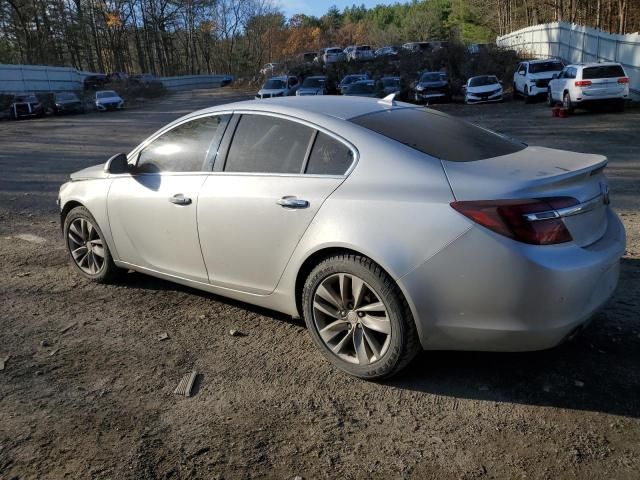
xmin=277 ymin=1 xmax=390 ymax=19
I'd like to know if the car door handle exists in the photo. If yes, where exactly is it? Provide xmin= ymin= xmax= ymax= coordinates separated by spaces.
xmin=169 ymin=194 xmax=192 ymax=206
xmin=277 ymin=196 xmax=309 ymax=209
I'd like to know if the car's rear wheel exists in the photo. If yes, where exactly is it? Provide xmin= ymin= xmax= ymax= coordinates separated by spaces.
xmin=563 ymin=92 xmax=574 ymax=113
xmin=64 ymin=206 xmax=121 ymax=283
xmin=302 ymin=254 xmax=420 ymax=379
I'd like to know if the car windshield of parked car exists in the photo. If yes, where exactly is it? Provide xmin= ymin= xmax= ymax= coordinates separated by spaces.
xmin=327 ymin=48 xmax=343 ymax=54
xmin=348 ymin=83 xmax=374 ymax=94
xmin=16 ymin=95 xmax=38 ymax=103
xmin=302 ymin=77 xmax=325 ymax=88
xmin=529 ymin=61 xmax=563 ymax=73
xmin=420 ymin=73 xmax=446 ymax=83
xmin=56 ymin=92 xmax=78 ymax=101
xmin=382 ymin=78 xmax=399 ymax=87
xmin=356 ymin=46 xmax=371 ymax=51
xmin=263 ymin=79 xmax=285 ymax=89
xmin=582 ymin=65 xmax=625 ymax=79
xmin=350 ymin=108 xmax=526 ymax=162
xmin=469 ymin=76 xmax=499 ymax=87
xmin=97 ymin=91 xmax=117 ymax=99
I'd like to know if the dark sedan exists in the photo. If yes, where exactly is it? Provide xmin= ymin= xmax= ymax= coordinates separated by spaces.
xmin=54 ymin=92 xmax=85 ymax=115
xmin=413 ymin=72 xmax=451 ymax=104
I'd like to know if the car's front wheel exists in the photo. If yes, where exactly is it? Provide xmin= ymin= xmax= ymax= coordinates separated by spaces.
xmin=64 ymin=206 xmax=121 ymax=283
xmin=523 ymin=85 xmax=531 ymax=103
xmin=302 ymin=254 xmax=420 ymax=379
xmin=547 ymin=88 xmax=555 ymax=106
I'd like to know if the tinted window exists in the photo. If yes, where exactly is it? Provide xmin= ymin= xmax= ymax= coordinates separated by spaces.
xmin=137 ymin=115 xmax=226 ymax=173
xmin=350 ymin=108 xmax=526 ymax=162
xmin=264 ymin=79 xmax=286 ymax=89
xmin=225 ymin=115 xmax=314 ymax=174
xmin=469 ymin=76 xmax=498 ymax=87
xmin=306 ymin=133 xmax=354 ymax=175
xmin=302 ymin=77 xmax=326 ymax=88
xmin=529 ymin=61 xmax=563 ymax=73
xmin=583 ymin=65 xmax=625 ymax=79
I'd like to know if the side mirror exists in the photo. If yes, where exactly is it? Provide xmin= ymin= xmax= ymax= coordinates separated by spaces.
xmin=104 ymin=153 xmax=130 ymax=174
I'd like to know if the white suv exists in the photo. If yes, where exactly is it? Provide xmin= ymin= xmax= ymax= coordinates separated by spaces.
xmin=547 ymin=62 xmax=629 ymax=112
xmin=347 ymin=45 xmax=374 ymax=62
xmin=513 ymin=59 xmax=564 ymax=102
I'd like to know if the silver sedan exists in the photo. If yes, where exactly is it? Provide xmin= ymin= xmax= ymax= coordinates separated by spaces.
xmin=58 ymin=96 xmax=626 ymax=379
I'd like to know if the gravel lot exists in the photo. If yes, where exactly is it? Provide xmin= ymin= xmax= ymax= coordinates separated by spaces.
xmin=1 ymin=89 xmax=639 ymax=480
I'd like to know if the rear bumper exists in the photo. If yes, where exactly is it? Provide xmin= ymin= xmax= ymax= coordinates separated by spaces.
xmin=400 ymin=208 xmax=626 ymax=351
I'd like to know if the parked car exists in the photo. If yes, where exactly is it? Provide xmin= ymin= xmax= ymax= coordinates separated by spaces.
xmin=58 ymin=96 xmax=625 ymax=379
xmin=255 ymin=76 xmax=298 ymax=99
xmin=94 ymin=90 xmax=124 ymax=111
xmin=321 ymin=47 xmax=346 ymax=64
xmin=8 ymin=93 xmax=44 ymax=119
xmin=347 ymin=45 xmax=374 ymax=62
xmin=300 ymin=52 xmax=317 ymax=64
xmin=339 ymin=74 xmax=369 ymax=94
xmin=513 ymin=59 xmax=564 ymax=103
xmin=402 ymin=41 xmax=430 ymax=53
xmin=130 ymin=73 xmax=158 ymax=86
xmin=375 ymin=46 xmax=399 ymax=58
xmin=343 ymin=80 xmax=377 ymax=97
xmin=53 ymin=91 xmax=85 ymax=114
xmin=413 ymin=71 xmax=450 ymax=103
xmin=343 ymin=45 xmax=356 ymax=59
xmin=547 ymin=62 xmax=629 ymax=112
xmin=83 ymin=74 xmax=107 ymax=90
xmin=260 ymin=63 xmax=281 ymax=76
xmin=463 ymin=75 xmax=503 ymax=104
xmin=107 ymin=72 xmax=129 ymax=83
xmin=296 ymin=76 xmax=328 ymax=96
xmin=380 ymin=76 xmax=401 ymax=95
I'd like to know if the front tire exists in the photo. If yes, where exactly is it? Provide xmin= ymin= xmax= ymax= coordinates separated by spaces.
xmin=302 ymin=254 xmax=420 ymax=379
xmin=64 ymin=206 xmax=121 ymax=283
xmin=547 ymin=88 xmax=555 ymax=106
xmin=523 ymin=85 xmax=531 ymax=103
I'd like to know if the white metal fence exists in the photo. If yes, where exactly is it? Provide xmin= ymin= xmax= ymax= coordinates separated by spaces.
xmin=0 ymin=64 xmax=233 ymax=94
xmin=497 ymin=22 xmax=640 ymax=100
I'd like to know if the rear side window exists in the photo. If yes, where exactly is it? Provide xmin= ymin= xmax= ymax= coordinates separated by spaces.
xmin=137 ymin=115 xmax=226 ymax=173
xmin=350 ymin=108 xmax=525 ymax=162
xmin=306 ymin=133 xmax=354 ymax=175
xmin=582 ymin=65 xmax=625 ymax=79
xmin=225 ymin=115 xmax=314 ymax=174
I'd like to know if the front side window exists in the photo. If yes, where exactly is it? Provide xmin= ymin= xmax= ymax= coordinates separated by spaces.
xmin=306 ymin=133 xmax=354 ymax=175
xmin=225 ymin=115 xmax=314 ymax=174
xmin=136 ymin=115 xmax=226 ymax=173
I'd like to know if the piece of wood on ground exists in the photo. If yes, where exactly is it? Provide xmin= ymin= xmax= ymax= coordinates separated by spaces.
xmin=0 ymin=355 xmax=10 ymax=371
xmin=174 ymin=370 xmax=198 ymax=397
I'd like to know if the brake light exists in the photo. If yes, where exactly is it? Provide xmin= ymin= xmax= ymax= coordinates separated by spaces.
xmin=575 ymin=80 xmax=592 ymax=87
xmin=618 ymin=77 xmax=629 ymax=84
xmin=450 ymin=197 xmax=578 ymax=245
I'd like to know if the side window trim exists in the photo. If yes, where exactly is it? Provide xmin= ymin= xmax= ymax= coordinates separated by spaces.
xmin=300 ymin=130 xmax=319 ymax=174
xmin=203 ymin=114 xmax=232 ymax=171
xmin=213 ymin=113 xmax=240 ymax=172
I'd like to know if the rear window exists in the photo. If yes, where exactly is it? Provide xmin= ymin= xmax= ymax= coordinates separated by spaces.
xmin=350 ymin=108 xmax=526 ymax=162
xmin=582 ymin=65 xmax=625 ymax=79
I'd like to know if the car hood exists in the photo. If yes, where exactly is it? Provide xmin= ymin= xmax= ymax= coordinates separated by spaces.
xmin=97 ymin=96 xmax=122 ymax=103
xmin=467 ymin=84 xmax=502 ymax=94
xmin=70 ymin=163 xmax=108 ymax=181
xmin=57 ymin=99 xmax=81 ymax=105
xmin=527 ymin=72 xmax=559 ymax=80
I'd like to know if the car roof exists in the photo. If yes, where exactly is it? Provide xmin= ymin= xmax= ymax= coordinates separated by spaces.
xmin=569 ymin=62 xmax=621 ymax=67
xmin=196 ymin=96 xmax=411 ymax=122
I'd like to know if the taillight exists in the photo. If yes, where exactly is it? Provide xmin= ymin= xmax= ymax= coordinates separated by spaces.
xmin=450 ymin=197 xmax=578 ymax=245
xmin=575 ymin=80 xmax=592 ymax=87
xmin=618 ymin=77 xmax=629 ymax=84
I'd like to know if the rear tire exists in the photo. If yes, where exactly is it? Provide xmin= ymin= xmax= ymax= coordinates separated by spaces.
xmin=302 ymin=254 xmax=421 ymax=379
xmin=63 ymin=206 xmax=122 ymax=283
xmin=563 ymin=92 xmax=574 ymax=113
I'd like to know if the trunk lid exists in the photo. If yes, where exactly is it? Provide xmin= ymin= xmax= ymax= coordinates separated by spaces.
xmin=442 ymin=146 xmax=610 ymax=247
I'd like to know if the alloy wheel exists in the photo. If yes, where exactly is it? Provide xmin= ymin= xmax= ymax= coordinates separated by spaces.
xmin=312 ymin=273 xmax=392 ymax=365
xmin=67 ymin=218 xmax=106 ymax=275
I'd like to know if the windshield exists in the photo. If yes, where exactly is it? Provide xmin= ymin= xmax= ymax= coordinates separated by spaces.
xmin=420 ymin=73 xmax=447 ymax=83
xmin=327 ymin=48 xmax=342 ymax=54
xmin=16 ymin=95 xmax=38 ymax=103
xmin=302 ymin=77 xmax=325 ymax=88
xmin=56 ymin=92 xmax=78 ymax=101
xmin=469 ymin=76 xmax=498 ymax=87
xmin=350 ymin=108 xmax=525 ymax=162
xmin=263 ymin=79 xmax=286 ymax=89
xmin=382 ymin=78 xmax=400 ymax=87
xmin=348 ymin=83 xmax=374 ymax=94
xmin=529 ymin=61 xmax=563 ymax=73
xmin=97 ymin=91 xmax=117 ymax=99
xmin=343 ymin=75 xmax=364 ymax=85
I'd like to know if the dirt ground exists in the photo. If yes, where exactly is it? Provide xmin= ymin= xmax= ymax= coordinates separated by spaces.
xmin=1 ymin=89 xmax=639 ymax=480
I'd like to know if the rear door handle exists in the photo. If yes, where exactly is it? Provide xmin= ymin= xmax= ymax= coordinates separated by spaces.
xmin=169 ymin=194 xmax=192 ymax=206
xmin=277 ymin=196 xmax=309 ymax=209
